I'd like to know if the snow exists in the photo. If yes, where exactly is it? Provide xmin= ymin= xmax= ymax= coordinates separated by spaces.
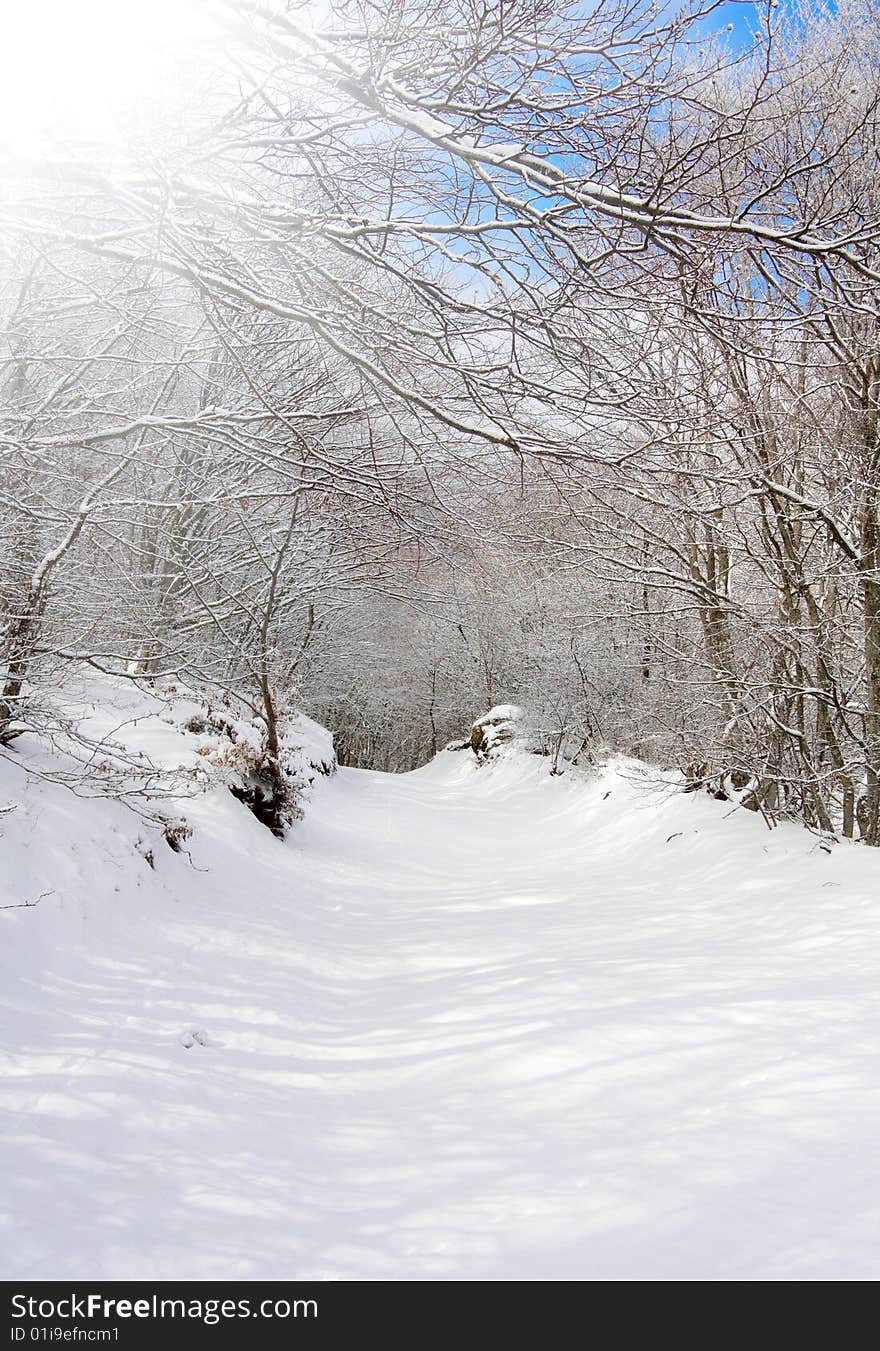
xmin=3 ymin=696 xmax=880 ymax=1280
xmin=471 ymin=705 xmax=525 ymax=757
xmin=474 ymin=704 xmax=523 ymax=724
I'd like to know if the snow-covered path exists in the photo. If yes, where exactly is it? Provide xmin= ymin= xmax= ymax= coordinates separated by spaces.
xmin=4 ymin=749 xmax=880 ymax=1280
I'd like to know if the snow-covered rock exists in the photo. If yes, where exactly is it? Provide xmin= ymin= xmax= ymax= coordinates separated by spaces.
xmin=470 ymin=704 xmax=525 ymax=760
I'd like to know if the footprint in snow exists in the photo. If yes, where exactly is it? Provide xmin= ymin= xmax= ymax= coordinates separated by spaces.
xmin=179 ymin=1028 xmax=212 ymax=1049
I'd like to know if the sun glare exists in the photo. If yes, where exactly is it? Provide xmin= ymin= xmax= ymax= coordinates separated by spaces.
xmin=0 ymin=0 xmax=211 ymax=152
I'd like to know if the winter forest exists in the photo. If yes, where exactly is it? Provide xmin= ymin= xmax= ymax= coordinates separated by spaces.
xmin=5 ymin=0 xmax=880 ymax=834
xmin=4 ymin=0 xmax=880 ymax=1286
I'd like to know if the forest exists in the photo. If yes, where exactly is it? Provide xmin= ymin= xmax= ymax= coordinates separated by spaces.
xmin=6 ymin=0 xmax=880 ymax=1290
xmin=2 ymin=0 xmax=880 ymax=842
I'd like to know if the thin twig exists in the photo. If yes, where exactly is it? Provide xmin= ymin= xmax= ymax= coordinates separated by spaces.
xmin=0 ymin=889 xmax=56 ymax=911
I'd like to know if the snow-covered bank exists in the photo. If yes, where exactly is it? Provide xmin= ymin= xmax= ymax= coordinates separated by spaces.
xmin=3 ymin=715 xmax=880 ymax=1279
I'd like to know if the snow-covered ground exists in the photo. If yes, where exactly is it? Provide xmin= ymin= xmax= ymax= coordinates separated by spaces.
xmin=3 ymin=693 xmax=880 ymax=1280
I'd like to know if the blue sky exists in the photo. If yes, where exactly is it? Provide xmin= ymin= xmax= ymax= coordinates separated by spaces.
xmin=696 ymin=0 xmax=780 ymax=50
